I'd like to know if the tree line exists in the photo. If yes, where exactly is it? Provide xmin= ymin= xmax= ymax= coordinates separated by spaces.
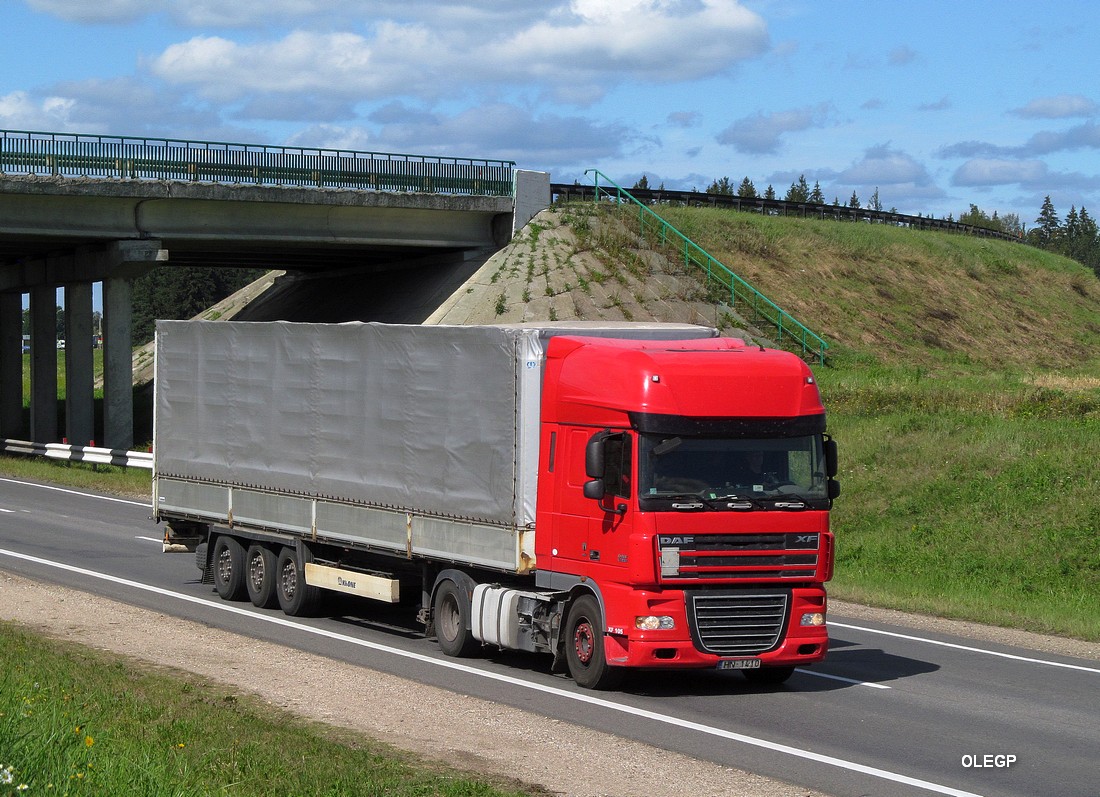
xmin=634 ymin=173 xmax=1100 ymax=279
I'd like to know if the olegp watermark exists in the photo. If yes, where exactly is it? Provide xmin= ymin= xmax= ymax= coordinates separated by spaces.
xmin=961 ymin=754 xmax=1017 ymax=768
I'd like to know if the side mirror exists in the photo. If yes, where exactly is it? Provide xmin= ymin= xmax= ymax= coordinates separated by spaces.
xmin=583 ymin=479 xmax=606 ymax=500
xmin=828 ymin=479 xmax=841 ymax=500
xmin=585 ymin=430 xmax=610 ymax=478
xmin=824 ymin=438 xmax=838 ymax=478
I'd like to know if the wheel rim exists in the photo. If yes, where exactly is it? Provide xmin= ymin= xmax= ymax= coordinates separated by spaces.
xmin=280 ymin=560 xmax=297 ymax=599
xmin=573 ymin=619 xmax=595 ymax=665
xmin=216 ymin=547 xmax=233 ymax=585
xmin=248 ymin=552 xmax=265 ymax=591
xmin=439 ymin=594 xmax=461 ymax=643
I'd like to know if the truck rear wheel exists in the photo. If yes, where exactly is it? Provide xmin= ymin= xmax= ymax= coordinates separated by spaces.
xmin=565 ymin=595 xmax=624 ymax=690
xmin=245 ymin=544 xmax=279 ymax=609
xmin=433 ymin=579 xmax=479 ymax=658
xmin=212 ymin=535 xmax=247 ymax=601
xmin=275 ymin=546 xmax=322 ymax=617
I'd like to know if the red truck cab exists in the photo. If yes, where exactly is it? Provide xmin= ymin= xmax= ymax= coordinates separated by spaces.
xmin=535 ymin=335 xmax=838 ymax=686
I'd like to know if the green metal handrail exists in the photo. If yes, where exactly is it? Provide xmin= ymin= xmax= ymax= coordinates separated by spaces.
xmin=583 ymin=169 xmax=828 ymax=363
xmin=0 ymin=129 xmax=515 ymax=197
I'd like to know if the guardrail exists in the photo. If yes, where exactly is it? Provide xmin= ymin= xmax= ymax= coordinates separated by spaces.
xmin=578 ymin=170 xmax=829 ymax=363
xmin=1 ymin=128 xmax=516 ymax=197
xmin=552 ymin=182 xmax=1022 ymax=242
xmin=1 ymin=438 xmax=152 ymax=469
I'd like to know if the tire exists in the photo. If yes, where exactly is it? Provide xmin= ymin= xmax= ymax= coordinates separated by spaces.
xmin=275 ymin=546 xmax=322 ymax=617
xmin=212 ymin=535 xmax=247 ymax=601
xmin=564 ymin=594 xmax=624 ymax=690
xmin=743 ymin=665 xmax=796 ymax=686
xmin=433 ymin=579 xmax=479 ymax=658
xmin=245 ymin=544 xmax=279 ymax=609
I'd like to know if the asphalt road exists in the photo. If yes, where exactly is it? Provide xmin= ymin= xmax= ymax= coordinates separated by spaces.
xmin=1 ymin=476 xmax=1097 ymax=797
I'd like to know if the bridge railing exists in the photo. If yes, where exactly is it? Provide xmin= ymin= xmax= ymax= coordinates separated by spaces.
xmin=0 ymin=129 xmax=515 ymax=197
xmin=580 ymin=170 xmax=829 ymax=363
xmin=1 ymin=438 xmax=152 ymax=469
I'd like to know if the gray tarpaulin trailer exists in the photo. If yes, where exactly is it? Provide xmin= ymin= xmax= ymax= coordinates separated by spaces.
xmin=153 ymin=320 xmax=716 ymax=575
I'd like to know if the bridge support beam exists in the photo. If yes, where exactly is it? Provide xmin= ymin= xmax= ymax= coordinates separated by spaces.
xmin=102 ymin=240 xmax=162 ymax=450
xmin=0 ymin=292 xmax=23 ymax=438
xmin=29 ymin=286 xmax=58 ymax=443
xmin=64 ymin=282 xmax=94 ymax=446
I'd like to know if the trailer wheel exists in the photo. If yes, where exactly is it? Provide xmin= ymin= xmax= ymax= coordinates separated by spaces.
xmin=275 ymin=546 xmax=322 ymax=617
xmin=743 ymin=666 xmax=796 ymax=686
xmin=565 ymin=594 xmax=624 ymax=690
xmin=433 ymin=579 xmax=479 ymax=658
xmin=245 ymin=544 xmax=279 ymax=609
xmin=212 ymin=535 xmax=247 ymax=601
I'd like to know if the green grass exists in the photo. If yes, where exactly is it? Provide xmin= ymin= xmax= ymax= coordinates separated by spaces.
xmin=819 ymin=366 xmax=1100 ymax=639
xmin=0 ymin=623 xmax=536 ymax=797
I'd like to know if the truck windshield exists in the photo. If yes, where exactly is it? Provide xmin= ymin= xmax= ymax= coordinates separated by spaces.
xmin=638 ymin=433 xmax=829 ymax=510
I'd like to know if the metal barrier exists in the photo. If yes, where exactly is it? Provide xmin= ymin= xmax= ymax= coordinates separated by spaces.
xmin=0 ymin=128 xmax=515 ymax=197
xmin=580 ymin=170 xmax=829 ymax=363
xmin=552 ymin=183 xmax=1022 ymax=242
xmin=1 ymin=438 xmax=152 ymax=469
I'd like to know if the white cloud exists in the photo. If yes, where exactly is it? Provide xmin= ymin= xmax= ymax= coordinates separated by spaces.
xmin=0 ymin=90 xmax=78 ymax=131
xmin=716 ymin=105 xmax=827 ymax=155
xmin=26 ymin=0 xmax=159 ymax=24
xmin=1011 ymin=94 xmax=1099 ymax=120
xmin=952 ymin=158 xmax=1050 ymax=187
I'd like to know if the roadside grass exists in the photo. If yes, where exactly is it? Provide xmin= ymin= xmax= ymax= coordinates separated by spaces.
xmin=820 ymin=366 xmax=1100 ymax=639
xmin=0 ymin=454 xmax=150 ymax=499
xmin=0 ymin=623 xmax=535 ymax=797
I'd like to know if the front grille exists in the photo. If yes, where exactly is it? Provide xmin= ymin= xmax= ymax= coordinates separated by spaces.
xmin=686 ymin=590 xmax=789 ymax=655
xmin=658 ymin=532 xmax=820 ymax=581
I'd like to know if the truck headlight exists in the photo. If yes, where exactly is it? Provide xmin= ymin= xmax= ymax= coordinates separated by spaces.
xmin=635 ymin=615 xmax=675 ymax=630
xmin=800 ymin=612 xmax=826 ymax=627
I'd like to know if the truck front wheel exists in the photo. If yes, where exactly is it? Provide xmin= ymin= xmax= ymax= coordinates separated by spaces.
xmin=212 ymin=535 xmax=247 ymax=601
xmin=433 ymin=579 xmax=479 ymax=658
xmin=275 ymin=546 xmax=322 ymax=617
xmin=565 ymin=595 xmax=624 ymax=690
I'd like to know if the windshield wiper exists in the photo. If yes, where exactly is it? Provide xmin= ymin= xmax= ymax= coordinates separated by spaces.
xmin=653 ymin=493 xmax=721 ymax=510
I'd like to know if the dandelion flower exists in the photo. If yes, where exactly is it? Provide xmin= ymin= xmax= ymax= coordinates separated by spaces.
xmin=85 ymin=736 xmax=94 ymax=747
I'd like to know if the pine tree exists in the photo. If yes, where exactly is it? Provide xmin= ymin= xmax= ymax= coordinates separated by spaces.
xmin=737 ymin=177 xmax=757 ymax=198
xmin=785 ymin=174 xmax=810 ymax=203
xmin=1034 ymin=195 xmax=1061 ymax=247
xmin=809 ymin=181 xmax=825 ymax=204
xmin=764 ymin=184 xmax=776 ymax=200
xmin=632 ymin=174 xmax=650 ymax=190
xmin=867 ymin=187 xmax=883 ymax=212
xmin=706 ymin=176 xmax=733 ymax=195
xmin=847 ymin=191 xmax=860 ymax=209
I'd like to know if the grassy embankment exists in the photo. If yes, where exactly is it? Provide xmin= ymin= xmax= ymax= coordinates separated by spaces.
xmin=0 ymin=624 xmax=530 ymax=797
xmin=648 ymin=205 xmax=1100 ymax=641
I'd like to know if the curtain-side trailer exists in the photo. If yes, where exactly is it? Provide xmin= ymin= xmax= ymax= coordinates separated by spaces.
xmin=155 ymin=320 xmax=839 ymax=689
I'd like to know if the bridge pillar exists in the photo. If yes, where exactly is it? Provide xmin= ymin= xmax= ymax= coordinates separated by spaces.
xmin=29 ymin=286 xmax=58 ymax=443
xmin=0 ymin=292 xmax=23 ymax=438
xmin=64 ymin=282 xmax=94 ymax=446
xmin=102 ymin=240 xmax=163 ymax=450
xmin=513 ymin=170 xmax=551 ymax=236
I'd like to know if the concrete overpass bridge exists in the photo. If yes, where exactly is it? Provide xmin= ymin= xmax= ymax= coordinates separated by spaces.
xmin=0 ymin=129 xmax=549 ymax=450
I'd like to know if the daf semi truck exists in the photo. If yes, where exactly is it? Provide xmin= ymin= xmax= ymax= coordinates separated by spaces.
xmin=154 ymin=320 xmax=839 ymax=689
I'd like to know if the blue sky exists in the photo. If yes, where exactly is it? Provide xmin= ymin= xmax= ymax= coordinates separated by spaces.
xmin=3 ymin=0 xmax=1098 ymax=228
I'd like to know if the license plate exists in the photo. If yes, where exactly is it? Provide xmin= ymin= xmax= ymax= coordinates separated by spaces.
xmin=717 ymin=658 xmax=761 ymax=671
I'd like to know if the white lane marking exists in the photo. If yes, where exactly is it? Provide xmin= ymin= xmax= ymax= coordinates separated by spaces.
xmin=797 ymin=668 xmax=891 ymax=689
xmin=832 ymin=621 xmax=1100 ymax=675
xmin=0 ymin=507 xmax=14 ymax=513
xmin=0 ymin=477 xmax=150 ymax=508
xmin=0 ymin=547 xmax=981 ymax=797
xmin=135 ymin=536 xmax=164 ymax=544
